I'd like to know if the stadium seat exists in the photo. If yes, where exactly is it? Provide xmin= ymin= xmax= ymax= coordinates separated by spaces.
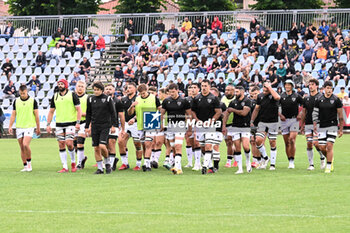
xmin=43 ymin=66 xmax=51 ymax=76
xmin=12 ymin=44 xmax=20 ymax=53
xmin=235 ymin=41 xmax=242 ymax=49
xmin=338 ymin=79 xmax=346 ymax=87
xmin=313 ymin=63 xmax=322 ymax=71
xmin=74 ymin=52 xmax=81 ymax=60
xmin=171 ymin=64 xmax=180 ymax=74
xmin=8 ymin=38 xmax=15 ymax=46
xmin=227 ymin=40 xmax=234 ymax=49
xmin=37 ymin=90 xmax=45 ymax=99
xmin=34 ymin=67 xmax=42 ymax=76
xmin=220 ymin=33 xmax=228 ymax=41
xmin=53 ymin=67 xmax=61 ymax=76
xmin=167 ymin=72 xmax=175 ymax=81
xmin=24 ymin=67 xmax=32 ymax=76
xmin=177 ymin=72 xmax=185 ymax=80
xmin=92 ymin=51 xmax=101 ymax=60
xmin=25 ymin=51 xmax=33 ymax=60
xmin=31 ymin=44 xmax=39 ymax=53
xmin=42 ymin=82 xmax=50 ymax=91
xmin=252 ymin=63 xmax=261 ymax=71
xmin=10 ymin=75 xmax=17 ymax=83
xmin=58 ymin=59 xmax=66 ymax=68
xmin=208 ymin=73 xmax=215 ymax=79
xmin=0 ymin=38 xmax=6 ymax=46
xmin=36 ymin=37 xmax=44 ymax=45
xmin=39 ymin=74 xmax=46 ymax=83
xmin=141 ymin=35 xmax=149 ymax=43
xmin=167 ymin=57 xmax=174 ymax=67
xmin=15 ymin=67 xmax=23 ymax=76
xmin=27 ymin=37 xmax=34 ymax=46
xmin=49 ymin=59 xmax=57 ymax=67
xmin=2 ymin=99 xmax=10 ymax=108
xmin=176 ymin=57 xmax=184 ymax=66
xmin=280 ymin=32 xmax=288 ymax=39
xmin=187 ymin=73 xmax=195 ymax=80
xmin=182 ymin=64 xmax=190 ymax=74
xmin=270 ymin=32 xmax=278 ymax=40
xmin=2 ymin=44 xmax=10 ymax=53
xmin=217 ymin=72 xmax=225 ymax=79
xmin=41 ymin=97 xmax=50 ymax=108
xmin=40 ymin=44 xmax=48 ymax=53
xmin=0 ymin=51 xmax=4 ymax=60
xmin=340 ymin=54 xmax=347 ymax=64
xmin=16 ymin=52 xmax=24 ymax=60
xmin=0 ymin=75 xmax=7 ymax=84
xmin=63 ymin=66 xmax=71 ymax=75
xmin=83 ymin=51 xmax=91 ymax=59
xmin=256 ymin=56 xmax=265 ymax=65
xmin=45 ymin=37 xmax=52 ymax=45
xmin=28 ymin=91 xmax=35 ymax=98
xmin=19 ymin=75 xmax=27 ymax=83
xmin=7 ymin=51 xmax=14 ymax=60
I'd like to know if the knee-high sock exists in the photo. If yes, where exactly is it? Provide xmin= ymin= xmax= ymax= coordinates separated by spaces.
xmin=59 ymin=149 xmax=68 ymax=169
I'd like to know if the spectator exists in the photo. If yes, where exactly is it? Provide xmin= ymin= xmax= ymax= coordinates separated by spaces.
xmin=326 ymin=45 xmax=337 ymax=63
xmin=240 ymin=53 xmax=252 ymax=73
xmin=149 ymin=75 xmax=158 ymax=88
xmin=235 ymin=24 xmax=247 ymax=42
xmin=250 ymin=18 xmax=259 ymax=32
xmin=304 ymin=23 xmax=317 ymax=40
xmin=57 ymin=34 xmax=67 ymax=54
xmin=199 ymin=56 xmax=209 ymax=74
xmin=132 ymin=65 xmax=142 ymax=85
xmin=202 ymin=30 xmax=213 ymax=47
xmin=149 ymin=41 xmax=158 ymax=55
xmin=258 ymin=30 xmax=269 ymax=59
xmin=127 ymin=39 xmax=139 ymax=59
xmin=248 ymin=37 xmax=259 ymax=59
xmin=26 ymin=75 xmax=41 ymax=96
xmin=267 ymin=69 xmax=278 ymax=88
xmin=316 ymin=29 xmax=325 ymax=42
xmin=177 ymin=77 xmax=185 ymax=93
xmin=124 ymin=63 xmax=135 ymax=81
xmin=268 ymin=38 xmax=278 ymax=57
xmin=289 ymin=22 xmax=299 ymax=40
xmin=114 ymin=65 xmax=124 ymax=82
xmin=318 ymin=64 xmax=328 ymax=80
xmin=216 ymin=54 xmax=229 ymax=76
xmin=182 ymin=17 xmax=192 ymax=31
xmin=147 ymin=56 xmax=160 ymax=79
xmin=120 ymin=50 xmax=132 ymax=67
xmin=241 ymin=32 xmax=251 ymax=49
xmin=237 ymin=69 xmax=251 ymax=90
xmin=189 ymin=55 xmax=200 ymax=77
xmin=2 ymin=22 xmax=14 ymax=39
xmin=187 ymin=38 xmax=199 ymax=58
xmin=79 ymin=57 xmax=91 ymax=82
xmin=72 ymin=27 xmax=80 ymax=41
xmin=115 ymin=81 xmax=124 ymax=97
xmin=319 ymin=20 xmax=329 ymax=36
xmin=76 ymin=34 xmax=85 ymax=53
xmin=322 ymin=36 xmax=331 ymax=50
xmin=124 ymin=19 xmax=134 ymax=43
xmin=175 ymin=39 xmax=189 ymax=61
xmin=228 ymin=53 xmax=240 ymax=74
xmin=292 ymin=70 xmax=303 ymax=86
xmin=211 ymin=16 xmax=223 ymax=37
xmin=329 ymin=21 xmax=338 ymax=35
xmin=153 ymin=19 xmax=165 ymax=37
xmin=281 ymin=38 xmax=289 ymax=51
xmin=35 ymin=51 xmax=46 ymax=71
xmin=251 ymin=69 xmax=264 ymax=87
xmin=301 ymin=43 xmax=315 ymax=66
xmin=274 ymin=44 xmax=286 ymax=63
xmin=299 ymin=21 xmax=306 ymax=37
xmin=265 ymin=61 xmax=277 ymax=74
xmin=315 ymin=44 xmax=328 ymax=64
xmin=139 ymin=40 xmax=149 ymax=54
xmin=217 ymin=38 xmax=229 ymax=57
xmin=339 ymin=36 xmax=350 ymax=61
xmin=276 ymin=63 xmax=287 ymax=84
xmin=50 ymin=43 xmax=63 ymax=63
xmin=84 ymin=35 xmax=95 ymax=52
xmin=3 ymin=81 xmax=16 ymax=99
xmin=207 ymin=38 xmax=218 ymax=56
xmin=208 ymin=57 xmax=220 ymax=74
xmin=95 ymin=34 xmax=105 ymax=53
xmin=188 ymin=27 xmax=199 ymax=42
xmin=157 ymin=39 xmax=168 ymax=55
xmin=209 ymin=77 xmax=217 ymax=88
xmin=277 ymin=87 xmax=283 ymax=95
xmin=167 ymin=24 xmax=179 ymax=40
xmin=302 ymin=71 xmax=313 ymax=87
xmin=179 ymin=27 xmax=188 ymax=42
xmin=333 ymin=62 xmax=348 ymax=84
xmin=285 ymin=62 xmax=295 ymax=80
xmin=203 ymin=18 xmax=211 ymax=33
xmin=185 ymin=78 xmax=193 ymax=96
xmin=64 ymin=35 xmax=76 ymax=56
xmin=52 ymin=27 xmax=63 ymax=39
xmin=337 ymin=87 xmax=347 ymax=100
xmin=217 ymin=77 xmax=226 ymax=94
xmin=342 ymin=94 xmax=350 ymax=106
xmin=158 ymin=56 xmax=169 ymax=78
xmin=296 ymin=85 xmax=306 ymax=97
xmin=1 ymin=58 xmax=14 ymax=80
xmin=139 ymin=66 xmax=149 ymax=85
xmin=286 ymin=44 xmax=298 ymax=65
xmin=69 ymin=72 xmax=81 ymax=91
xmin=134 ymin=52 xmax=143 ymax=67
xmin=193 ymin=18 xmax=204 ymax=37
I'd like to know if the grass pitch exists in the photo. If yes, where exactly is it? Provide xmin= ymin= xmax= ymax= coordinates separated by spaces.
xmin=0 ymin=135 xmax=350 ymax=233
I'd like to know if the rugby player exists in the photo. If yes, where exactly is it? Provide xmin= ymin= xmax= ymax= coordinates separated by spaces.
xmin=249 ymin=86 xmax=261 ymax=168
xmin=279 ymin=80 xmax=303 ymax=169
xmin=8 ymin=85 xmax=40 ymax=172
xmin=47 ymin=79 xmax=82 ymax=173
xmin=312 ymin=81 xmax=344 ymax=173
xmin=250 ymin=81 xmax=280 ymax=170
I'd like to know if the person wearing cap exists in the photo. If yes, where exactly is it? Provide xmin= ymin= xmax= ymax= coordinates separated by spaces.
xmin=279 ymin=80 xmax=303 ymax=169
xmin=47 ymin=79 xmax=82 ymax=173
xmin=72 ymin=28 xmax=80 ymax=41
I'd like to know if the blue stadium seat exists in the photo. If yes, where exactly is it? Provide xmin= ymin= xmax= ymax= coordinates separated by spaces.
xmin=36 ymin=37 xmax=44 ymax=45
xmin=304 ymin=63 xmax=312 ymax=72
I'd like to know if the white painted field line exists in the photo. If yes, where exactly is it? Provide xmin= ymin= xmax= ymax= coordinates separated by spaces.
xmin=1 ymin=209 xmax=349 ymax=219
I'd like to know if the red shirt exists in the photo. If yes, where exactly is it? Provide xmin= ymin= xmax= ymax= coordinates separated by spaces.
xmin=211 ymin=18 xmax=222 ymax=30
xmin=96 ymin=38 xmax=105 ymax=50
xmin=77 ymin=39 xmax=85 ymax=46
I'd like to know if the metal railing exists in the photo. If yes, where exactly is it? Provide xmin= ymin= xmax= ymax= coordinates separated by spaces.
xmin=0 ymin=8 xmax=350 ymax=38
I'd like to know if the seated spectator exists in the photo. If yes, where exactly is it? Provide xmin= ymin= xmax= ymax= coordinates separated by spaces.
xmin=132 ymin=65 xmax=143 ymax=85
xmin=299 ymin=22 xmax=306 ymax=38
xmin=301 ymin=44 xmax=315 ymax=66
xmin=177 ymin=77 xmax=185 ymax=93
xmin=296 ymin=84 xmax=306 ymax=97
xmin=285 ymin=62 xmax=295 ymax=80
xmin=241 ymin=32 xmax=251 ymax=49
xmin=288 ymin=22 xmax=299 ymax=40
xmin=265 ymin=61 xmax=277 ymax=74
xmin=114 ymin=65 xmax=124 ymax=82
xmin=333 ymin=62 xmax=348 ymax=84
xmin=142 ymin=51 xmax=151 ymax=65
xmin=95 ymin=34 xmax=105 ymax=53
xmin=199 ymin=56 xmax=209 ymax=74
xmin=1 ymin=58 xmax=14 ymax=80
xmin=276 ymin=63 xmax=287 ymax=84
xmin=273 ymin=44 xmax=286 ymax=63
xmin=76 ymin=34 xmax=85 ymax=53
xmin=149 ymin=75 xmax=158 ymax=88
xmin=248 ymin=37 xmax=259 ymax=59
xmin=185 ymin=78 xmax=193 ymax=96
xmin=158 ymin=56 xmax=169 ymax=78
xmin=217 ymin=38 xmax=229 ymax=57
xmin=120 ymin=50 xmax=132 ymax=67
xmin=65 ymin=35 xmax=76 ymax=56
xmin=167 ymin=24 xmax=179 ymax=41
xmin=208 ymin=57 xmax=220 ymax=74
xmin=211 ymin=16 xmax=223 ymax=37
xmin=326 ymin=45 xmax=337 ymax=63
xmin=153 ymin=19 xmax=165 ymax=37
xmin=209 ymin=77 xmax=217 ymax=87
xmin=194 ymin=18 xmax=204 ymax=37
xmin=318 ymin=64 xmax=328 ymax=80
xmin=267 ymin=69 xmax=279 ymax=88
xmin=124 ymin=19 xmax=134 ymax=43
xmin=228 ymin=53 xmax=240 ymax=74
xmin=207 ymin=38 xmax=218 ymax=56
xmin=251 ymin=69 xmax=264 ymax=87
xmin=342 ymin=94 xmax=350 ymax=106
xmin=322 ymin=36 xmax=331 ymax=50
xmin=316 ymin=29 xmax=325 ymax=42
xmin=329 ymin=21 xmax=337 ymax=35
xmin=215 ymin=54 xmax=229 ymax=76
xmin=240 ymin=53 xmax=252 ymax=73
xmin=179 ymin=27 xmax=188 ymax=42
xmin=52 ymin=27 xmax=63 ymax=39
xmin=127 ymin=39 xmax=139 ymax=59
xmin=134 ymin=52 xmax=143 ymax=67
xmin=292 ymin=70 xmax=303 ymax=86
xmin=79 ymin=57 xmax=91 ymax=82
xmin=268 ymin=38 xmax=278 ymax=57
xmin=3 ymin=81 xmax=16 ymax=99
xmin=188 ymin=28 xmax=198 ymax=42
xmin=139 ymin=41 xmax=149 ymax=54
xmin=339 ymin=36 xmax=350 ymax=61
xmin=115 ymin=81 xmax=124 ymax=97
xmin=182 ymin=17 xmax=192 ymax=31
xmin=26 ymin=75 xmax=41 ymax=96
xmin=69 ymin=72 xmax=81 ymax=91
xmin=315 ymin=44 xmax=328 ymax=64
xmin=139 ymin=66 xmax=149 ymax=85
xmin=235 ymin=24 xmax=247 ymax=42
xmin=84 ymin=35 xmax=95 ymax=52
xmin=202 ymin=30 xmax=213 ymax=47
xmin=175 ymin=39 xmax=189 ymax=61
xmin=50 ymin=43 xmax=63 ymax=63
xmin=187 ymin=38 xmax=199 ymax=58
xmin=337 ymin=87 xmax=347 ymax=100
xmin=217 ymin=77 xmax=226 ymax=94
xmin=166 ymin=38 xmax=178 ymax=58
xmin=304 ymin=23 xmax=317 ymax=40
xmin=319 ymin=20 xmax=329 ymax=36
xmin=35 ymin=51 xmax=46 ymax=71
xmin=250 ymin=18 xmax=259 ymax=32
xmin=149 ymin=40 xmax=158 ymax=55
xmin=286 ymin=44 xmax=298 ymax=65
xmin=282 ymin=38 xmax=289 ymax=51
xmin=1 ymin=22 xmax=14 ymax=39
xmin=157 ymin=39 xmax=168 ymax=55
xmin=57 ymin=34 xmax=67 ymax=53
xmin=147 ymin=56 xmax=160 ymax=79
xmin=237 ymin=70 xmax=251 ymax=90
xmin=189 ymin=55 xmax=200 ymax=77
xmin=124 ymin=63 xmax=135 ymax=81
xmin=302 ymin=71 xmax=313 ymax=87
xmin=72 ymin=28 xmax=80 ymax=41
xmin=257 ymin=30 xmax=269 ymax=59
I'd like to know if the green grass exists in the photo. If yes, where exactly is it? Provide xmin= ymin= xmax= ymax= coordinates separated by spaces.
xmin=0 ymin=135 xmax=350 ymax=233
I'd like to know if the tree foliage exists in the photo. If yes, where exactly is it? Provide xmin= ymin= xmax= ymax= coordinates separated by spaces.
xmin=250 ymin=0 xmax=323 ymax=10
xmin=178 ymin=0 xmax=236 ymax=12
xmin=6 ymin=0 xmax=104 ymax=16
xmin=114 ymin=0 xmax=167 ymax=13
xmin=334 ymin=0 xmax=350 ymax=8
